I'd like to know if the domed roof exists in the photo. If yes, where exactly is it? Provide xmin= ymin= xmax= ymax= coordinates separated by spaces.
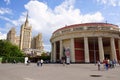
xmin=53 ymin=23 xmax=118 ymax=34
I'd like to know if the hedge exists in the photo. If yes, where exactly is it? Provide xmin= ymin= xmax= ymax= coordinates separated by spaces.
xmin=1 ymin=57 xmax=24 ymax=63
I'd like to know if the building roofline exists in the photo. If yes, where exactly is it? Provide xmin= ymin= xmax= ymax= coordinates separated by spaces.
xmin=53 ymin=22 xmax=118 ymax=34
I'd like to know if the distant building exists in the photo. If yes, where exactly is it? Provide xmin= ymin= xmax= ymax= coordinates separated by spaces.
xmin=31 ymin=33 xmax=44 ymax=50
xmin=7 ymin=13 xmax=44 ymax=56
xmin=7 ymin=27 xmax=16 ymax=44
xmin=19 ymin=13 xmax=32 ymax=50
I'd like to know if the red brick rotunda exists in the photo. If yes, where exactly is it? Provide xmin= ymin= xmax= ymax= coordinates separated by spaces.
xmin=50 ymin=23 xmax=120 ymax=63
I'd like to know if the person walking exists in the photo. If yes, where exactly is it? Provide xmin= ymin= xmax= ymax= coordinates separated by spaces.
xmin=37 ymin=60 xmax=40 ymax=66
xmin=97 ymin=61 xmax=101 ymax=71
xmin=24 ymin=57 xmax=28 ymax=65
xmin=40 ymin=59 xmax=44 ymax=66
xmin=62 ymin=57 xmax=66 ymax=66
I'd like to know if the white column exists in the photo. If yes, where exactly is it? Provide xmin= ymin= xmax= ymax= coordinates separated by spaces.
xmin=70 ymin=38 xmax=75 ymax=62
xmin=110 ymin=37 xmax=117 ymax=61
xmin=84 ymin=37 xmax=90 ymax=63
xmin=53 ymin=42 xmax=56 ymax=62
xmin=98 ymin=37 xmax=104 ymax=62
xmin=60 ymin=40 xmax=63 ymax=60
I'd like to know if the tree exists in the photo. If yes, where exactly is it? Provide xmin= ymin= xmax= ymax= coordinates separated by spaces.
xmin=0 ymin=40 xmax=24 ymax=57
xmin=40 ymin=52 xmax=50 ymax=61
xmin=0 ymin=40 xmax=24 ymax=63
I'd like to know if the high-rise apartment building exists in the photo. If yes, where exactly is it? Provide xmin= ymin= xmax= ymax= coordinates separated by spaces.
xmin=31 ymin=33 xmax=44 ymax=50
xmin=7 ymin=14 xmax=44 ymax=56
xmin=19 ymin=14 xmax=32 ymax=50
xmin=7 ymin=27 xmax=20 ymax=46
xmin=7 ymin=27 xmax=16 ymax=44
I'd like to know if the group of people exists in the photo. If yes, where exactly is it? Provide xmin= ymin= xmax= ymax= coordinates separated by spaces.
xmin=97 ymin=59 xmax=117 ymax=71
xmin=37 ymin=59 xmax=44 ymax=67
xmin=61 ymin=57 xmax=71 ymax=66
xmin=24 ymin=57 xmax=44 ymax=66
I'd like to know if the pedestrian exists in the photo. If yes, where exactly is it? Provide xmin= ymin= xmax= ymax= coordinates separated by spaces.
xmin=62 ymin=59 xmax=65 ymax=66
xmin=97 ymin=61 xmax=101 ymax=71
xmin=103 ymin=59 xmax=108 ymax=70
xmin=27 ymin=60 xmax=30 ymax=65
xmin=105 ymin=59 xmax=109 ymax=70
xmin=40 ymin=59 xmax=44 ymax=66
xmin=113 ymin=59 xmax=117 ymax=67
xmin=109 ymin=60 xmax=112 ymax=68
xmin=25 ymin=57 xmax=28 ymax=65
xmin=103 ymin=59 xmax=106 ymax=70
xmin=62 ymin=57 xmax=65 ymax=66
xmin=37 ymin=60 xmax=40 ymax=66
xmin=13 ymin=60 xmax=16 ymax=64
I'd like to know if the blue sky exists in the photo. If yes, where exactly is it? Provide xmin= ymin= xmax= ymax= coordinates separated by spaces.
xmin=0 ymin=0 xmax=120 ymax=51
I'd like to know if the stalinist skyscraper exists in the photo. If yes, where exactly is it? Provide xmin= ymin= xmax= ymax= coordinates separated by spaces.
xmin=7 ymin=27 xmax=16 ymax=44
xmin=19 ymin=13 xmax=32 ymax=50
xmin=7 ymin=13 xmax=44 ymax=56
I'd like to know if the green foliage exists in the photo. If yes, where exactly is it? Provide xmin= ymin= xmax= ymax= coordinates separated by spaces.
xmin=0 ymin=40 xmax=24 ymax=57
xmin=40 ymin=52 xmax=50 ymax=60
xmin=1 ymin=57 xmax=24 ymax=63
xmin=0 ymin=40 xmax=24 ymax=63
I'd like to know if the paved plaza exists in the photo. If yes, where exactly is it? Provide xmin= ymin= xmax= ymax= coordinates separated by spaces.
xmin=0 ymin=63 xmax=120 ymax=80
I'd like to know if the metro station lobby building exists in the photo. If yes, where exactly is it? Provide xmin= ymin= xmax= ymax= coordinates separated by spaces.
xmin=50 ymin=23 xmax=120 ymax=63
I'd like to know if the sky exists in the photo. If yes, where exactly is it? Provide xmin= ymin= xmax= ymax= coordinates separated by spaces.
xmin=0 ymin=0 xmax=120 ymax=51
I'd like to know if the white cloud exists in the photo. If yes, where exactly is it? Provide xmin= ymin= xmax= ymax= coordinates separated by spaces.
xmin=97 ymin=0 xmax=120 ymax=7
xmin=4 ymin=0 xmax=10 ymax=5
xmin=0 ymin=8 xmax=12 ymax=15
xmin=81 ymin=12 xmax=104 ymax=23
xmin=119 ymin=1 xmax=120 ymax=6
xmin=7 ymin=0 xmax=104 ymax=51
xmin=0 ymin=15 xmax=18 ymax=26
xmin=0 ymin=32 xmax=6 ymax=40
xmin=24 ymin=0 xmax=104 ymax=33
xmin=0 ymin=15 xmax=12 ymax=22
xmin=23 ymin=0 xmax=104 ymax=51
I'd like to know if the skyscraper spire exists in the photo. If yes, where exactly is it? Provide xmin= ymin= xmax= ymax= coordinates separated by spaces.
xmin=25 ymin=12 xmax=29 ymax=26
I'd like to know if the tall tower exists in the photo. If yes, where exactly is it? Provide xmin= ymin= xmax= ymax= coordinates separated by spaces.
xmin=31 ymin=33 xmax=44 ymax=51
xmin=35 ymin=33 xmax=44 ymax=50
xmin=19 ymin=13 xmax=32 ymax=50
xmin=7 ymin=27 xmax=16 ymax=44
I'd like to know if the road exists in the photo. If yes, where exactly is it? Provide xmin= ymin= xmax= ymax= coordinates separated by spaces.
xmin=0 ymin=63 xmax=120 ymax=80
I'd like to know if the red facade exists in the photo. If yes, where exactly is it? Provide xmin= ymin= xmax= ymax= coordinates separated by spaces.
xmin=74 ymin=38 xmax=100 ymax=63
xmin=74 ymin=38 xmax=84 ymax=62
xmin=115 ymin=39 xmax=120 ymax=60
xmin=88 ymin=39 xmax=99 ymax=63
xmin=55 ymin=38 xmax=120 ymax=63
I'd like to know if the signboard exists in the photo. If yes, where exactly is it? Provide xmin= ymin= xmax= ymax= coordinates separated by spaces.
xmin=65 ymin=48 xmax=70 ymax=58
xmin=65 ymin=48 xmax=70 ymax=64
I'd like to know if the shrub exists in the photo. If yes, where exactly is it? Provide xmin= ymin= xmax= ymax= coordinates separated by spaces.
xmin=2 ymin=57 xmax=24 ymax=63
